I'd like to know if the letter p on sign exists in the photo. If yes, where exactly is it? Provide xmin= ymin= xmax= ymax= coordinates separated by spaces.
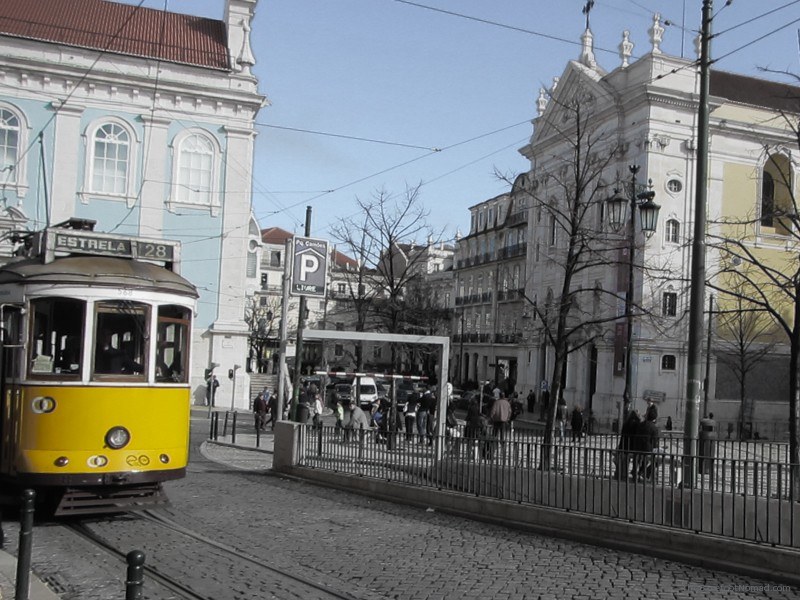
xmin=300 ymin=254 xmax=319 ymax=281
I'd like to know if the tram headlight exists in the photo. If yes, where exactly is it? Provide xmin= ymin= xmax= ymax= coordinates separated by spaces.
xmin=88 ymin=455 xmax=108 ymax=468
xmin=159 ymin=454 xmax=170 ymax=464
xmin=105 ymin=426 xmax=131 ymax=449
xmin=31 ymin=396 xmax=56 ymax=414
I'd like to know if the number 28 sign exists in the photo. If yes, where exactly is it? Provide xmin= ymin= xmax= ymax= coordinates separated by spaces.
xmin=291 ymin=237 xmax=329 ymax=298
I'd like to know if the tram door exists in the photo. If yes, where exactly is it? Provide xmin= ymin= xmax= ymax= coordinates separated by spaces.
xmin=0 ymin=306 xmax=24 ymax=475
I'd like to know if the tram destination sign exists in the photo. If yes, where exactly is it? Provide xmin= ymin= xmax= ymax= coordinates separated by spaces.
xmin=291 ymin=236 xmax=328 ymax=298
xmin=48 ymin=232 xmax=175 ymax=262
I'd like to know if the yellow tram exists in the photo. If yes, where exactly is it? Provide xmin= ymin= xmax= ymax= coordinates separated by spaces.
xmin=0 ymin=219 xmax=198 ymax=514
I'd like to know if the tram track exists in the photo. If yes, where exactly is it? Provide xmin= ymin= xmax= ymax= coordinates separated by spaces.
xmin=66 ymin=510 xmax=381 ymax=600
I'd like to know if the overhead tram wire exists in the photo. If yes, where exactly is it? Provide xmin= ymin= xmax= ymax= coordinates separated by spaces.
xmin=257 ymin=119 xmax=532 ymax=219
xmin=388 ymin=0 xmax=620 ymax=57
xmin=714 ymin=15 xmax=800 ymax=65
xmin=257 ymin=123 xmax=441 ymax=152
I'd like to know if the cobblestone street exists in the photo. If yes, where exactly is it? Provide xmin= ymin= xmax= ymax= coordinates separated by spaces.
xmin=3 ymin=417 xmax=799 ymax=599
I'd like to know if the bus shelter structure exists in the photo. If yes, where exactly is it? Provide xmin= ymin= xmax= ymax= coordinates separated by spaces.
xmin=298 ymin=329 xmax=450 ymax=459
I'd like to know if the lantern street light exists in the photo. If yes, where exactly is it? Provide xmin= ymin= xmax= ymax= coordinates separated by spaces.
xmin=606 ymin=164 xmax=661 ymax=420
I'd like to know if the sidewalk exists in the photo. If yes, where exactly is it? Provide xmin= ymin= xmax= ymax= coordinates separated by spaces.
xmin=0 ymin=546 xmax=60 ymax=600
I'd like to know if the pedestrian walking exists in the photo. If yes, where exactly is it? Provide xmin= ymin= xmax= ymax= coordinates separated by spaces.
xmin=489 ymin=393 xmax=511 ymax=442
xmin=570 ymin=405 xmax=584 ymax=441
xmin=263 ymin=389 xmax=277 ymax=430
xmin=312 ymin=393 xmax=324 ymax=429
xmin=253 ymin=392 xmax=268 ymax=430
xmin=334 ymin=400 xmax=344 ymax=438
xmin=526 ymin=389 xmax=536 ymax=414
xmin=556 ymin=398 xmax=568 ymax=440
xmin=417 ymin=391 xmax=431 ymax=444
xmin=404 ymin=393 xmax=418 ymax=442
xmin=614 ymin=409 xmax=641 ymax=480
xmin=665 ymin=416 xmax=673 ymax=431
xmin=206 ymin=373 xmax=219 ymax=407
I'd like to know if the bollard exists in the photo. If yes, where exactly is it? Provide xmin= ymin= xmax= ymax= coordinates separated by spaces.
xmin=15 ymin=489 xmax=35 ymax=600
xmin=125 ymin=550 xmax=146 ymax=600
xmin=231 ymin=412 xmax=237 ymax=444
xmin=222 ymin=412 xmax=229 ymax=437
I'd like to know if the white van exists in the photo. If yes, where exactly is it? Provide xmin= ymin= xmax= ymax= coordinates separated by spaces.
xmin=352 ymin=376 xmax=378 ymax=410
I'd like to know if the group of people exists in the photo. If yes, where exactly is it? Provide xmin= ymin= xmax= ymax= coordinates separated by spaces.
xmin=614 ymin=402 xmax=661 ymax=481
xmin=252 ymin=388 xmax=279 ymax=431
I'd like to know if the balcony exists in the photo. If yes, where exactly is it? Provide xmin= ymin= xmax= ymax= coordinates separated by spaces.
xmin=506 ymin=211 xmax=528 ymax=227
xmin=498 ymin=243 xmax=527 ymax=260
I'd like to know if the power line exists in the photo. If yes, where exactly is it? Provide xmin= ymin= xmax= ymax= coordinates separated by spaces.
xmin=258 ymin=123 xmax=440 ymax=151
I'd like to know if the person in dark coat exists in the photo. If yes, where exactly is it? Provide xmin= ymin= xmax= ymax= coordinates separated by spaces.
xmin=526 ymin=389 xmax=536 ymax=414
xmin=253 ymin=392 xmax=268 ymax=430
xmin=635 ymin=409 xmax=660 ymax=480
xmin=570 ymin=405 xmax=584 ymax=441
xmin=614 ymin=409 xmax=641 ymax=480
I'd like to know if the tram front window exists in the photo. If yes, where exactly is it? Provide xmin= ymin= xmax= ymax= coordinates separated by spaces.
xmin=155 ymin=305 xmax=190 ymax=383
xmin=29 ymin=298 xmax=85 ymax=377
xmin=93 ymin=302 xmax=148 ymax=378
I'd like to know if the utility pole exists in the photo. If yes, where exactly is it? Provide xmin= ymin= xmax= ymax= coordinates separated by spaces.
xmin=683 ymin=0 xmax=712 ymax=487
xmin=276 ymin=237 xmax=292 ymax=423
xmin=290 ymin=206 xmax=313 ymax=420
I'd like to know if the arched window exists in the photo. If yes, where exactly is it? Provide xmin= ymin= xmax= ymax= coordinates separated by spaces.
xmin=177 ymin=134 xmax=213 ymax=204
xmin=665 ymin=219 xmax=680 ymax=244
xmin=0 ymin=108 xmax=20 ymax=183
xmin=170 ymin=130 xmax=221 ymax=214
xmin=90 ymin=122 xmax=130 ymax=195
xmin=761 ymin=171 xmax=775 ymax=227
xmin=760 ymin=154 xmax=793 ymax=236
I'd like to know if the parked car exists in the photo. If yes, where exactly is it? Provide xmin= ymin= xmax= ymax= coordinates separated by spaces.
xmin=352 ymin=376 xmax=379 ymax=410
xmin=331 ymin=383 xmax=353 ymax=406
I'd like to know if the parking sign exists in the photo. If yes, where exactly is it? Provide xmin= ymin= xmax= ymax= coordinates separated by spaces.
xmin=292 ymin=236 xmax=328 ymax=297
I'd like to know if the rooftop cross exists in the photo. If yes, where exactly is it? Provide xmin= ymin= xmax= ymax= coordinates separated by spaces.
xmin=582 ymin=0 xmax=595 ymax=31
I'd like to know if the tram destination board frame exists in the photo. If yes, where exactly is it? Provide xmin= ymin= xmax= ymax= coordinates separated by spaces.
xmin=36 ymin=227 xmax=181 ymax=268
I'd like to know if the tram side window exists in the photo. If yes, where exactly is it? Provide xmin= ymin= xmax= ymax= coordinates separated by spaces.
xmin=29 ymin=298 xmax=85 ymax=377
xmin=155 ymin=305 xmax=190 ymax=383
xmin=94 ymin=302 xmax=148 ymax=378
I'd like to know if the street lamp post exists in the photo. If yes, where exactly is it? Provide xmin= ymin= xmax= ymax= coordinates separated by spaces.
xmin=607 ymin=165 xmax=661 ymax=419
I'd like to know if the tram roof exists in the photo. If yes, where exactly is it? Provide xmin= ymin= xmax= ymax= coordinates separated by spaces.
xmin=0 ymin=256 xmax=198 ymax=298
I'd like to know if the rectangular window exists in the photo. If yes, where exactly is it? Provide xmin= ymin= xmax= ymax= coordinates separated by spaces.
xmin=155 ymin=305 xmax=190 ymax=383
xmin=373 ymin=346 xmax=382 ymax=359
xmin=661 ymin=355 xmax=677 ymax=371
xmin=662 ymin=292 xmax=677 ymax=317
xmin=335 ymin=344 xmax=344 ymax=357
xmin=94 ymin=301 xmax=149 ymax=380
xmin=29 ymin=298 xmax=85 ymax=378
xmin=337 ymin=283 xmax=346 ymax=294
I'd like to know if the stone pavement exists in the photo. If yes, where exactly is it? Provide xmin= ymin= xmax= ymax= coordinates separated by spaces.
xmin=0 ymin=545 xmax=61 ymax=600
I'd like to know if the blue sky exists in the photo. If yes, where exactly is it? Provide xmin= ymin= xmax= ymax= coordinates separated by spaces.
xmin=126 ymin=0 xmax=800 ymax=244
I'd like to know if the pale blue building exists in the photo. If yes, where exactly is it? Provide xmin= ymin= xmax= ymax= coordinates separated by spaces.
xmin=0 ymin=0 xmax=265 ymax=407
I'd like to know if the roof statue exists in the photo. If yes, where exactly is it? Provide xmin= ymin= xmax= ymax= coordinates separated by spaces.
xmin=619 ymin=30 xmax=634 ymax=68
xmin=649 ymin=13 xmax=665 ymax=54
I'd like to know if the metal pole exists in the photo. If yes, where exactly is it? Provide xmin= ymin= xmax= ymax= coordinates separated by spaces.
xmin=458 ymin=309 xmax=465 ymax=385
xmin=125 ymin=550 xmax=145 ymax=600
xmin=276 ymin=238 xmax=292 ymax=423
xmin=291 ymin=206 xmax=313 ymax=420
xmin=683 ymin=0 xmax=713 ymax=487
xmin=622 ymin=165 xmax=639 ymax=420
xmin=703 ymin=294 xmax=714 ymax=418
xmin=14 ymin=489 xmax=34 ymax=600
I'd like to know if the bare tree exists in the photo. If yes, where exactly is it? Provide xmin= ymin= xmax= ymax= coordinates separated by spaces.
xmin=330 ymin=185 xmax=437 ymax=364
xmin=515 ymin=86 xmax=669 ymax=461
xmin=713 ymin=289 xmax=779 ymax=439
xmin=329 ymin=213 xmax=382 ymax=370
xmin=698 ymin=66 xmax=800 ymax=481
xmin=244 ymin=294 xmax=279 ymax=373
